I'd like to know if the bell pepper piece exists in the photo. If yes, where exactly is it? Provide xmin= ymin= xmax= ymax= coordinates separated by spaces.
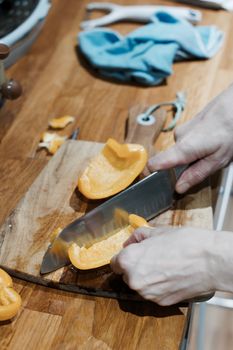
xmin=49 ymin=116 xmax=75 ymax=129
xmin=0 ymin=268 xmax=21 ymax=321
xmin=38 ymin=132 xmax=67 ymax=155
xmin=78 ymin=138 xmax=148 ymax=199
xmin=68 ymin=214 xmax=149 ymax=270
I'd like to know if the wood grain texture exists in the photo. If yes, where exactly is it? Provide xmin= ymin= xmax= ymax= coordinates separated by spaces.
xmin=0 ymin=139 xmax=212 ymax=302
xmin=0 ymin=0 xmax=231 ymax=348
xmin=0 ymin=108 xmax=167 ymax=297
xmin=0 ymin=157 xmax=47 ymax=226
xmin=0 ymin=279 xmax=186 ymax=350
xmin=0 ymin=140 xmax=102 ymax=276
xmin=125 ymin=107 xmax=166 ymax=156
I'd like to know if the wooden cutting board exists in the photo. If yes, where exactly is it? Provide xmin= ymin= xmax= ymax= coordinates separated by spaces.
xmin=0 ymin=107 xmax=213 ymax=301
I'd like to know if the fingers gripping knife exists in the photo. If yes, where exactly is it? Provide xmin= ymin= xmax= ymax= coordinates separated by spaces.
xmin=0 ymin=43 xmax=22 ymax=105
xmin=80 ymin=2 xmax=202 ymax=29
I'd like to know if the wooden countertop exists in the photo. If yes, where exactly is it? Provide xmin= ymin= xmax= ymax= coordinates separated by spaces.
xmin=0 ymin=0 xmax=233 ymax=349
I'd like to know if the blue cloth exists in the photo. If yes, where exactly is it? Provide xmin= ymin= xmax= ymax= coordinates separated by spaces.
xmin=78 ymin=12 xmax=223 ymax=86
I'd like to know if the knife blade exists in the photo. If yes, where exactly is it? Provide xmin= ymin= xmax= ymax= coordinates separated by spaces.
xmin=40 ymin=165 xmax=186 ymax=274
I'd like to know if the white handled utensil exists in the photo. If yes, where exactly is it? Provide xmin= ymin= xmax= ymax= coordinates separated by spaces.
xmin=80 ymin=2 xmax=202 ymax=29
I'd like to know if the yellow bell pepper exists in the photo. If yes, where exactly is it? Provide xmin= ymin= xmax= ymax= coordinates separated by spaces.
xmin=49 ymin=115 xmax=75 ymax=129
xmin=38 ymin=132 xmax=67 ymax=155
xmin=68 ymin=214 xmax=149 ymax=270
xmin=0 ymin=268 xmax=21 ymax=321
xmin=78 ymin=138 xmax=148 ymax=199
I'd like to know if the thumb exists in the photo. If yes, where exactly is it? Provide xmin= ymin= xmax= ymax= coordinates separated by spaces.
xmin=123 ymin=226 xmax=169 ymax=247
xmin=123 ymin=227 xmax=153 ymax=247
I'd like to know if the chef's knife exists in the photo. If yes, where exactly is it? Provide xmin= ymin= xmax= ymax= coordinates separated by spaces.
xmin=40 ymin=165 xmax=186 ymax=274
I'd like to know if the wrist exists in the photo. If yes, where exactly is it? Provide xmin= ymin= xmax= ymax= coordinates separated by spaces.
xmin=210 ymin=231 xmax=233 ymax=292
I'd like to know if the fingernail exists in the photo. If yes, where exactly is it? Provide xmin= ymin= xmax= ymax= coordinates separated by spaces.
xmin=176 ymin=182 xmax=189 ymax=193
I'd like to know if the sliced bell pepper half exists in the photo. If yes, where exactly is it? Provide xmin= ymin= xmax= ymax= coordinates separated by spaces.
xmin=68 ymin=214 xmax=149 ymax=270
xmin=78 ymin=138 xmax=148 ymax=199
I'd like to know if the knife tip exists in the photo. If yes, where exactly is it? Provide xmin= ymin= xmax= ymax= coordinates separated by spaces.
xmin=40 ymin=248 xmax=70 ymax=275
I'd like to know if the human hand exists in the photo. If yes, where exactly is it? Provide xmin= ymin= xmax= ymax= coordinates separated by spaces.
xmin=148 ymin=84 xmax=233 ymax=193
xmin=111 ymin=226 xmax=217 ymax=305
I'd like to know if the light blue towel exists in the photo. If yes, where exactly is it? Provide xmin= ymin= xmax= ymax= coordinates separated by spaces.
xmin=78 ymin=12 xmax=223 ymax=86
